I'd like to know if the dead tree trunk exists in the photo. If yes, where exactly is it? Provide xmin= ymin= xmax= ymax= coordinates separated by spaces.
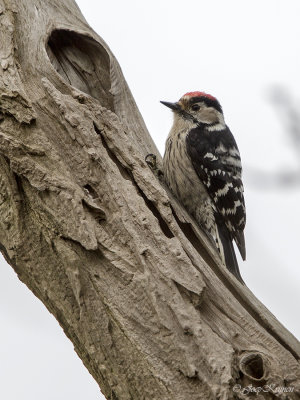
xmin=0 ymin=1 xmax=299 ymax=399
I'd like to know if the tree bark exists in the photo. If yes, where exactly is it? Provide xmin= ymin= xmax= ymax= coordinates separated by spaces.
xmin=0 ymin=1 xmax=299 ymax=399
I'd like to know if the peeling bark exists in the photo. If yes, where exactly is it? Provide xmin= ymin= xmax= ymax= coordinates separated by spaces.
xmin=0 ymin=1 xmax=300 ymax=399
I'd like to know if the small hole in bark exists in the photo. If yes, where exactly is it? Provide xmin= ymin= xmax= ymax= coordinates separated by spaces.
xmin=47 ymin=29 xmax=114 ymax=111
xmin=83 ymin=184 xmax=98 ymax=200
xmin=108 ymin=320 xmax=113 ymax=335
xmin=240 ymin=353 xmax=265 ymax=381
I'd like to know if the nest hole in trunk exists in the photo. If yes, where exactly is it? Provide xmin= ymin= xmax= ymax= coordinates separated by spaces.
xmin=46 ymin=29 xmax=114 ymax=110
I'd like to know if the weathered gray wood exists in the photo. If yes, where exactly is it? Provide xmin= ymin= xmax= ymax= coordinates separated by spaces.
xmin=0 ymin=1 xmax=300 ymax=399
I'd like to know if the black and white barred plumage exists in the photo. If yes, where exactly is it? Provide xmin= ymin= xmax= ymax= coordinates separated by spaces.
xmin=162 ymin=92 xmax=246 ymax=283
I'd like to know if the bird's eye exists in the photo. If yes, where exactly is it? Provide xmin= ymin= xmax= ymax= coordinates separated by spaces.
xmin=191 ymin=104 xmax=200 ymax=111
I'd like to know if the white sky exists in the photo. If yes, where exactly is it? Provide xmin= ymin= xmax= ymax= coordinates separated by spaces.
xmin=1 ymin=1 xmax=300 ymax=399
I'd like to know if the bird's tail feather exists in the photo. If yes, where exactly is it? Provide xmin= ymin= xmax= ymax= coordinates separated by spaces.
xmin=216 ymin=224 xmax=244 ymax=284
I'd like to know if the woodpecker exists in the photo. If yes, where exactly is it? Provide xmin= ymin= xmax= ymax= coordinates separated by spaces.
xmin=161 ymin=91 xmax=246 ymax=283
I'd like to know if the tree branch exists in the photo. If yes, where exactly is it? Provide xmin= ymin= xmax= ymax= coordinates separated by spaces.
xmin=0 ymin=1 xmax=300 ymax=399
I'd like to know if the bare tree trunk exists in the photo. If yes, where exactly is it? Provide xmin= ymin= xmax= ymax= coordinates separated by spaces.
xmin=0 ymin=1 xmax=299 ymax=399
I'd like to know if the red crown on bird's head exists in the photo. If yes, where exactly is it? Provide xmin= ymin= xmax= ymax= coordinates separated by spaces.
xmin=181 ymin=91 xmax=217 ymax=101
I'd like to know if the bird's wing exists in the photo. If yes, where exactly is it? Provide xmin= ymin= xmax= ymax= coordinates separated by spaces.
xmin=186 ymin=125 xmax=246 ymax=260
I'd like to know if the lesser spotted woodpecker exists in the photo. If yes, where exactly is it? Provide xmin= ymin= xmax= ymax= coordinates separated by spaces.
xmin=161 ymin=91 xmax=246 ymax=283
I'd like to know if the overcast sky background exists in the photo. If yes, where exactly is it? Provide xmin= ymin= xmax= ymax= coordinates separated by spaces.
xmin=1 ymin=1 xmax=300 ymax=399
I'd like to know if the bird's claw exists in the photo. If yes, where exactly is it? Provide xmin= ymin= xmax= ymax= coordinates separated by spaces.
xmin=145 ymin=153 xmax=163 ymax=178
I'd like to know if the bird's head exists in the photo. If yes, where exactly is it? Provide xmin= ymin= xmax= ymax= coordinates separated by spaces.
xmin=161 ymin=91 xmax=225 ymax=128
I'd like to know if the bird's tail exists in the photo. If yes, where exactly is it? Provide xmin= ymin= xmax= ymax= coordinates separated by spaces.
xmin=216 ymin=223 xmax=244 ymax=284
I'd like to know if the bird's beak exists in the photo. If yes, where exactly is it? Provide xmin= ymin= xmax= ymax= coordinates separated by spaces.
xmin=160 ymin=101 xmax=180 ymax=111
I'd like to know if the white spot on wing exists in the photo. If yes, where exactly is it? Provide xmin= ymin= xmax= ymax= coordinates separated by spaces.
xmin=214 ymin=182 xmax=232 ymax=200
xmin=204 ymin=152 xmax=218 ymax=161
xmin=221 ymin=200 xmax=242 ymax=216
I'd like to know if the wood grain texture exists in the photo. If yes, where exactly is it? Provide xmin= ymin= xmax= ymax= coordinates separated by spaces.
xmin=0 ymin=1 xmax=299 ymax=399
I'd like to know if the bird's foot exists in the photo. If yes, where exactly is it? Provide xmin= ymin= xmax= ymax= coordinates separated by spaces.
xmin=145 ymin=153 xmax=164 ymax=178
